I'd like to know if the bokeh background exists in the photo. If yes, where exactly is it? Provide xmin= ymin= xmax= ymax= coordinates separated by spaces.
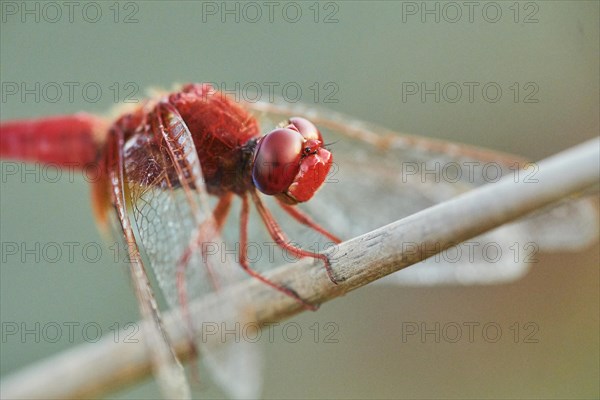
xmin=1 ymin=1 xmax=598 ymax=399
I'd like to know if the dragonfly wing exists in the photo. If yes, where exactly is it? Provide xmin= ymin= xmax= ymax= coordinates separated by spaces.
xmin=200 ymin=322 xmax=264 ymax=399
xmin=122 ymin=106 xmax=262 ymax=398
xmin=506 ymin=196 xmax=598 ymax=251
xmin=107 ymin=126 xmax=190 ymax=399
xmin=244 ymin=99 xmax=598 ymax=285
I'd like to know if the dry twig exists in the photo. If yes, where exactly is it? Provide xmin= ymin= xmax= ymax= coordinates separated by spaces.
xmin=1 ymin=138 xmax=598 ymax=399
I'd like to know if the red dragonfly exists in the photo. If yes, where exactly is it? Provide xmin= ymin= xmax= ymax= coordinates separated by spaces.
xmin=1 ymin=83 xmax=597 ymax=398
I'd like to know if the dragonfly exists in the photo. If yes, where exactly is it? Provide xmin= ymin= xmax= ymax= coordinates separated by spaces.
xmin=1 ymin=83 xmax=598 ymax=399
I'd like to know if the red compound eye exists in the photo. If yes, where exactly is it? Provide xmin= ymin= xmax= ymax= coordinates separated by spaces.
xmin=288 ymin=116 xmax=322 ymax=141
xmin=252 ymin=127 xmax=304 ymax=195
xmin=252 ymin=117 xmax=332 ymax=204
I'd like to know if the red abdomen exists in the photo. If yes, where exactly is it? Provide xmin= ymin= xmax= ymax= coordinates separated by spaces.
xmin=0 ymin=113 xmax=107 ymax=168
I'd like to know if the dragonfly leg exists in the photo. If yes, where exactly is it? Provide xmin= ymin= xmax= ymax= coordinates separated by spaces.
xmin=275 ymin=198 xmax=342 ymax=244
xmin=252 ymin=190 xmax=338 ymax=283
xmin=239 ymin=193 xmax=319 ymax=311
xmin=201 ymin=191 xmax=235 ymax=291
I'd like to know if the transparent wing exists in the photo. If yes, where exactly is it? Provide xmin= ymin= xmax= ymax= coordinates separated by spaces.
xmin=243 ymin=99 xmax=599 ymax=285
xmin=107 ymin=126 xmax=190 ymax=399
xmin=124 ymin=131 xmax=214 ymax=305
xmin=122 ymin=107 xmax=262 ymax=399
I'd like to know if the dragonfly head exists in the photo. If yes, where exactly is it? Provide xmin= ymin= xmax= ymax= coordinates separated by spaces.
xmin=252 ymin=117 xmax=333 ymax=204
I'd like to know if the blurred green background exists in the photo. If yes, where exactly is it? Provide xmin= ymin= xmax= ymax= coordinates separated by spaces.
xmin=1 ymin=1 xmax=598 ymax=399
